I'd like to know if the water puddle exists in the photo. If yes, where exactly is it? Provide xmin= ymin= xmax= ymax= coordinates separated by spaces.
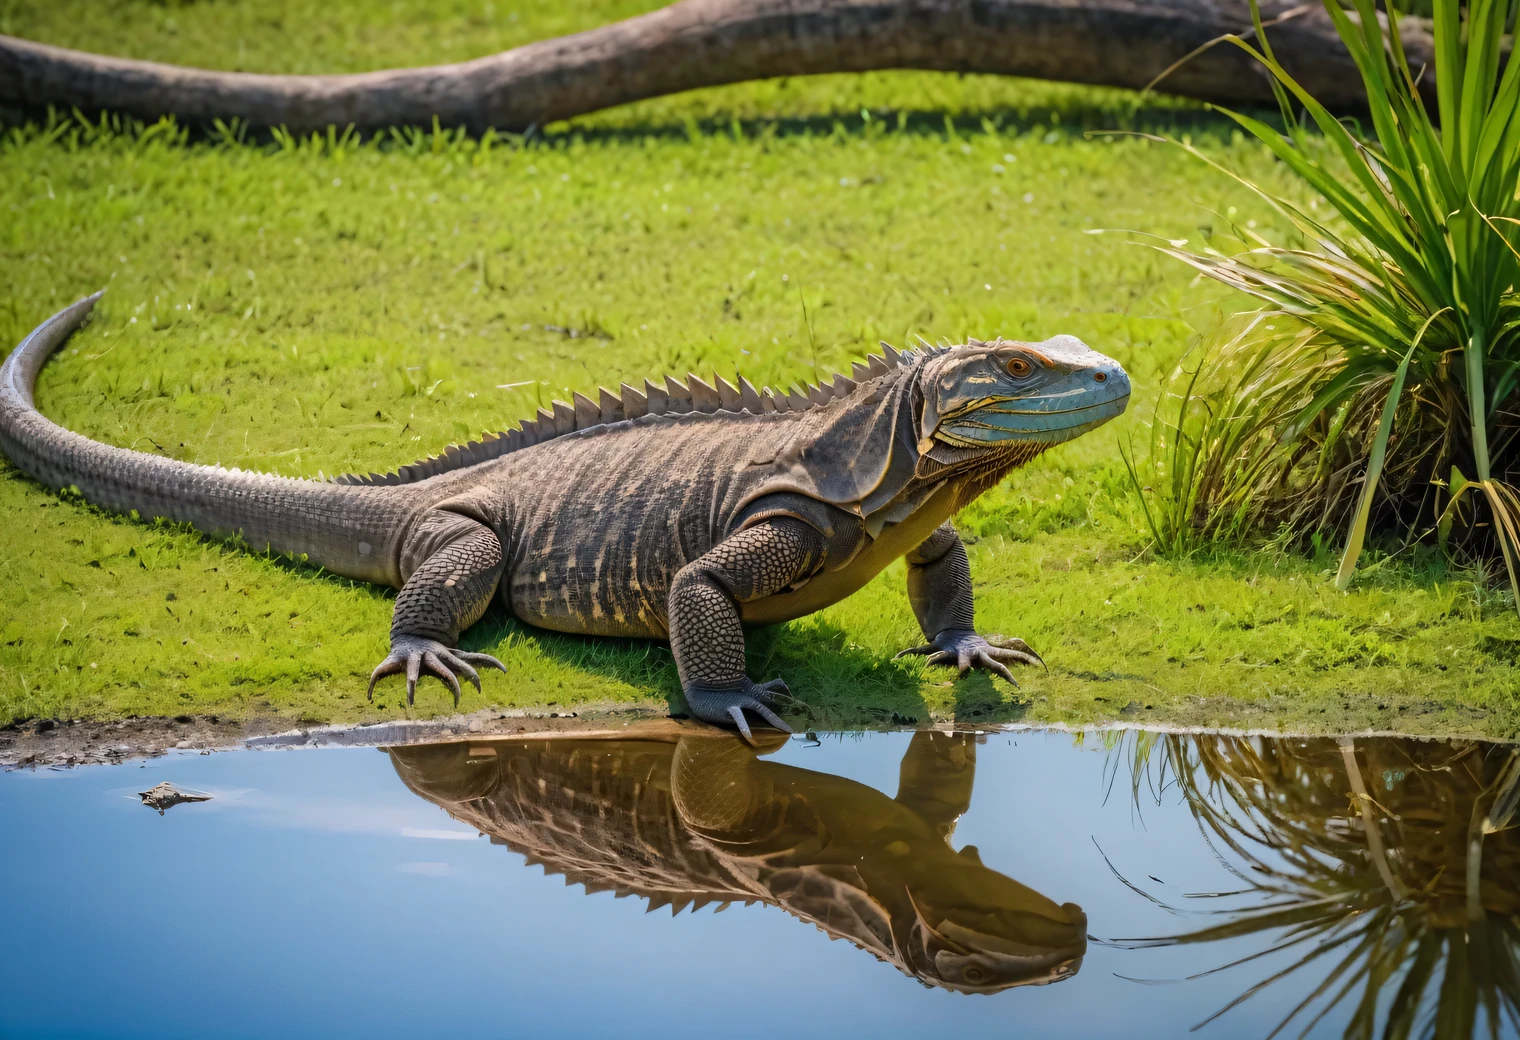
xmin=2 ymin=726 xmax=1517 ymax=1039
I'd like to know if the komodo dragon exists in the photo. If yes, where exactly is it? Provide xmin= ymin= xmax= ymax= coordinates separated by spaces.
xmin=388 ymin=728 xmax=1088 ymax=992
xmin=0 ymin=292 xmax=1130 ymax=737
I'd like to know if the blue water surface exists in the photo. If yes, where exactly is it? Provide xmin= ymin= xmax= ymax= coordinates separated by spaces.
xmin=0 ymin=730 xmax=1504 ymax=1039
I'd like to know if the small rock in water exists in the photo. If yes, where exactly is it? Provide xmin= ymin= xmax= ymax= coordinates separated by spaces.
xmin=138 ymin=781 xmax=212 ymax=815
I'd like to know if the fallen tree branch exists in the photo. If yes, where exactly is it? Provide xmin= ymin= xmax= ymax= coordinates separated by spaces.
xmin=0 ymin=0 xmax=1433 ymax=135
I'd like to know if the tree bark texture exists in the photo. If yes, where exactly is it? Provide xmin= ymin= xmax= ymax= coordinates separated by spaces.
xmin=0 ymin=0 xmax=1433 ymax=135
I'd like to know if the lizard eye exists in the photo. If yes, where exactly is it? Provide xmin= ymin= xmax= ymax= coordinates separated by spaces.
xmin=1005 ymin=356 xmax=1033 ymax=378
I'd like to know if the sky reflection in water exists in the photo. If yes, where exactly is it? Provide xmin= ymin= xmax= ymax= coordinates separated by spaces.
xmin=1 ymin=727 xmax=1516 ymax=1040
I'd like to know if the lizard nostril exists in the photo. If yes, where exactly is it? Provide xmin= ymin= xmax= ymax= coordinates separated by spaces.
xmin=1093 ymin=372 xmax=1107 ymax=383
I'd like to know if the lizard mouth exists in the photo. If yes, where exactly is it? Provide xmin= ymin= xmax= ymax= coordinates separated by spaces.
xmin=939 ymin=390 xmax=1131 ymax=446
xmin=904 ymin=889 xmax=1088 ymax=992
xmin=933 ymin=358 xmax=1132 ymax=447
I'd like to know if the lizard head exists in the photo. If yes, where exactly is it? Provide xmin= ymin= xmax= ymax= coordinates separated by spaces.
xmin=918 ymin=336 xmax=1130 ymax=452
xmin=898 ymin=846 xmax=1088 ymax=994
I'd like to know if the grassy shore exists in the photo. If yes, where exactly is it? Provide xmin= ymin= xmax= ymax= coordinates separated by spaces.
xmin=2 ymin=0 xmax=1517 ymax=737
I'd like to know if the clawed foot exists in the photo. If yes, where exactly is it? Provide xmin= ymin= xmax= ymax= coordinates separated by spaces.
xmin=684 ymin=678 xmax=798 ymax=745
xmin=367 ymin=634 xmax=506 ymax=706
xmin=895 ymin=630 xmax=1045 ymax=686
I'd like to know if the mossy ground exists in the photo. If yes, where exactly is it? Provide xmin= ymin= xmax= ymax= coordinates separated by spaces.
xmin=2 ymin=0 xmax=1518 ymax=737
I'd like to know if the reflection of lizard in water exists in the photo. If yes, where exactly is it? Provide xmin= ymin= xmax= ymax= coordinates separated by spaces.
xmin=388 ymin=729 xmax=1087 ymax=993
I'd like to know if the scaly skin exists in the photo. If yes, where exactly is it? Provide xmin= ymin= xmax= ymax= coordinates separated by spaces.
xmin=388 ymin=728 xmax=1089 ymax=993
xmin=1 ymin=292 xmax=1130 ymax=737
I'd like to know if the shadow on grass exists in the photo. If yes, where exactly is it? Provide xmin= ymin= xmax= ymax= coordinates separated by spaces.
xmin=2 ymin=93 xmax=1265 ymax=153
xmin=464 ymin=604 xmax=1055 ymax=732
xmin=947 ymin=670 xmax=1035 ymax=726
xmin=464 ymin=607 xmax=944 ymax=729
xmin=562 ymin=100 xmax=1262 ymax=150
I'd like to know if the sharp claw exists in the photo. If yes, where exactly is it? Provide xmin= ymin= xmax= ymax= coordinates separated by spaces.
xmin=991 ymin=638 xmax=1047 ymax=671
xmin=983 ymin=655 xmax=1019 ymax=686
xmin=761 ymin=678 xmax=790 ymax=696
xmin=405 ymin=654 xmax=421 ymax=705
xmin=460 ymin=652 xmax=507 ymax=673
xmin=895 ymin=644 xmax=935 ymax=659
xmin=369 ymin=639 xmax=497 ymax=707
xmin=727 ymin=704 xmax=756 ymax=745
xmin=443 ymin=651 xmax=482 ymax=693
xmin=752 ymin=703 xmax=793 ymax=734
xmin=367 ymin=659 xmax=402 ymax=701
xmin=422 ymin=652 xmax=463 ymax=706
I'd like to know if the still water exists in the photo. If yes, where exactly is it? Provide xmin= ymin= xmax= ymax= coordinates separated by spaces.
xmin=1 ymin=726 xmax=1516 ymax=1039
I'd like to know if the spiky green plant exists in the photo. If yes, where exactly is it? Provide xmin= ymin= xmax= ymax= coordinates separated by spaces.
xmin=1113 ymin=734 xmax=1520 ymax=1039
xmin=1132 ymin=0 xmax=1520 ymax=602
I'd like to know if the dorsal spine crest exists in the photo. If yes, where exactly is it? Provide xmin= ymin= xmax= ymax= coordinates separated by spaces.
xmin=331 ymin=344 xmax=921 ymax=486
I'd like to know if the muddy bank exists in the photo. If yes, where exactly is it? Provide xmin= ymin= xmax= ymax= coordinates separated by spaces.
xmin=0 ymin=703 xmax=667 ymax=769
xmin=8 ymin=701 xmax=1515 ymax=770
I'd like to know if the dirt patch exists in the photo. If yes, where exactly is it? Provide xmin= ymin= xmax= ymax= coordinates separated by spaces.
xmin=0 ymin=714 xmax=251 ymax=769
xmin=0 ymin=703 xmax=669 ymax=769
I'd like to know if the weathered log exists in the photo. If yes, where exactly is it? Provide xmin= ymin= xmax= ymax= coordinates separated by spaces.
xmin=0 ymin=0 xmax=1432 ymax=135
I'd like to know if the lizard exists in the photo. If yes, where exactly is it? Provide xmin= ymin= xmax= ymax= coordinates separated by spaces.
xmin=0 ymin=291 xmax=1130 ymax=739
xmin=387 ymin=726 xmax=1088 ymax=993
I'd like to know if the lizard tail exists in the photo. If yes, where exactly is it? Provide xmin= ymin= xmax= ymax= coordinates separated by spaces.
xmin=0 ymin=292 xmax=414 ymax=586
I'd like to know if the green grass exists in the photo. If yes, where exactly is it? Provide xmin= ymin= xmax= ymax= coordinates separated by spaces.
xmin=2 ymin=0 xmax=1518 ymax=736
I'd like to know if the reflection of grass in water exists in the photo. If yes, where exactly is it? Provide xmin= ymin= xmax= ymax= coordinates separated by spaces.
xmin=1113 ymin=735 xmax=1520 ymax=1039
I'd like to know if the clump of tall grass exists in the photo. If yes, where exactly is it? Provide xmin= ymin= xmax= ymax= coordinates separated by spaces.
xmin=1129 ymin=0 xmax=1520 ymax=602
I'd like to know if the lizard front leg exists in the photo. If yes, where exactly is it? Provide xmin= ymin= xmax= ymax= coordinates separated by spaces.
xmin=368 ymin=509 xmax=507 ymax=706
xmin=896 ymin=522 xmax=1044 ymax=684
xmin=668 ymin=517 xmax=826 ymax=742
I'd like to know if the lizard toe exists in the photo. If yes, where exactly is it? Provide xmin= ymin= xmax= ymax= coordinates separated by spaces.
xmin=986 ymin=645 xmax=1044 ymax=670
xmin=748 ymin=700 xmax=793 ymax=735
xmin=975 ymin=651 xmax=1020 ymax=686
xmin=367 ymin=655 xmax=408 ymax=701
xmin=405 ymin=653 xmax=423 ymax=705
xmin=420 ymin=651 xmax=463 ymax=706
xmin=456 ymin=651 xmax=507 ymax=674
xmin=725 ymin=705 xmax=756 ymax=745
xmin=436 ymin=648 xmax=482 ymax=694
xmin=986 ymin=635 xmax=1047 ymax=670
xmin=912 ymin=631 xmax=1044 ymax=682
